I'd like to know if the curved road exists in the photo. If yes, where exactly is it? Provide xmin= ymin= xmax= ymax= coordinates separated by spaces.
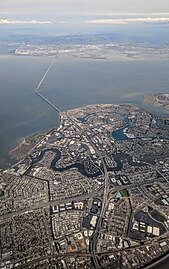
xmin=19 ymin=57 xmax=169 ymax=269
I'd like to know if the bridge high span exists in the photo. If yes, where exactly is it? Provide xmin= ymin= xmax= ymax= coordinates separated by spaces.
xmin=35 ymin=56 xmax=61 ymax=114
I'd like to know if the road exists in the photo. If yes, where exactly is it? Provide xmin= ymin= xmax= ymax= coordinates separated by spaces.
xmin=6 ymin=58 xmax=168 ymax=268
xmin=0 ymin=192 xmax=101 ymax=222
xmin=90 ymin=161 xmax=109 ymax=268
xmin=66 ymin=111 xmax=110 ymax=268
xmin=35 ymin=55 xmax=61 ymax=113
xmin=1 ymin=176 xmax=161 ymax=223
xmin=12 ymin=235 xmax=169 ymax=269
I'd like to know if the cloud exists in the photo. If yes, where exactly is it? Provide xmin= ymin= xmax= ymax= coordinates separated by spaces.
xmin=85 ymin=17 xmax=169 ymax=25
xmin=0 ymin=19 xmax=51 ymax=24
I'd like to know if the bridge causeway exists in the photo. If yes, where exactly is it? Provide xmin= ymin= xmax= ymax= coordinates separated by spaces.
xmin=35 ymin=56 xmax=61 ymax=114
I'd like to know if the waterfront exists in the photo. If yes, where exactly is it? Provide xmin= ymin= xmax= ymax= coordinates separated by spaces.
xmin=1 ymin=55 xmax=169 ymax=268
xmin=0 ymin=56 xmax=60 ymax=168
xmin=0 ymin=54 xmax=169 ymax=169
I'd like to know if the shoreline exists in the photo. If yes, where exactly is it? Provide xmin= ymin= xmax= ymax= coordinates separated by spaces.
xmin=9 ymin=137 xmax=26 ymax=155
xmin=4 ymin=102 xmax=169 ymax=268
xmin=8 ymin=99 xmax=168 ymax=169
xmin=8 ymin=102 xmax=157 ymax=160
xmin=9 ymin=132 xmax=47 ymax=161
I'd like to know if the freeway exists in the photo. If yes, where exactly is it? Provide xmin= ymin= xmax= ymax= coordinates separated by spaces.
xmin=35 ymin=88 xmax=61 ymax=114
xmin=0 ymin=191 xmax=102 ymax=222
xmin=12 ymin=235 xmax=169 ymax=269
xmin=2 ymin=161 xmax=162 ymax=222
xmin=1 ymin=176 xmax=162 ymax=223
xmin=7 ymin=57 xmax=169 ymax=268
xmin=66 ymin=110 xmax=110 ymax=268
xmin=110 ymin=177 xmax=165 ymax=193
xmin=35 ymin=55 xmax=61 ymax=114
xmin=11 ymin=57 xmax=62 ymax=169
xmin=90 ymin=161 xmax=109 ymax=268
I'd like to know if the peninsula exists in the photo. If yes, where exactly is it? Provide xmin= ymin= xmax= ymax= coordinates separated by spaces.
xmin=1 ymin=103 xmax=169 ymax=269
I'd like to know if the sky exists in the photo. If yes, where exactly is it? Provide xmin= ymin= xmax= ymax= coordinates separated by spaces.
xmin=1 ymin=0 xmax=169 ymax=17
xmin=0 ymin=0 xmax=169 ymax=28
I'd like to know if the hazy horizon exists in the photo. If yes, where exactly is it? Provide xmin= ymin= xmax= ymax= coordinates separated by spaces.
xmin=1 ymin=0 xmax=169 ymax=28
xmin=1 ymin=0 xmax=169 ymax=16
